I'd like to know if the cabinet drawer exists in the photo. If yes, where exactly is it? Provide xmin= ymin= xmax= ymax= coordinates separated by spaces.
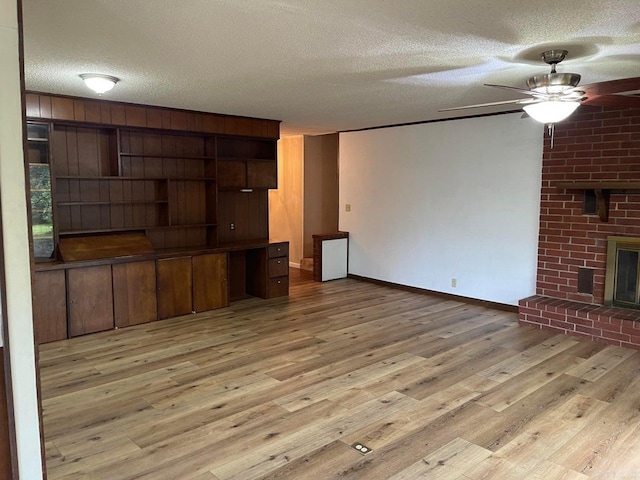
xmin=268 ymin=243 xmax=288 ymax=258
xmin=269 ymin=277 xmax=289 ymax=298
xmin=268 ymin=257 xmax=288 ymax=277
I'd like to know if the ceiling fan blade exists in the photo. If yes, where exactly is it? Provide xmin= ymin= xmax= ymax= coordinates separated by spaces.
xmin=580 ymin=77 xmax=640 ymax=97
xmin=439 ymin=98 xmax=537 ymax=112
xmin=484 ymin=84 xmax=546 ymax=98
xmin=582 ymin=94 xmax=640 ymax=108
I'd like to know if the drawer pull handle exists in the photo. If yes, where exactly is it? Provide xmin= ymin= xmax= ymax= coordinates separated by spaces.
xmin=277 ymin=280 xmax=281 ymax=284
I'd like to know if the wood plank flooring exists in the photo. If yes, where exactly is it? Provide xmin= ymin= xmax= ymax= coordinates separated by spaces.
xmin=39 ymin=269 xmax=640 ymax=479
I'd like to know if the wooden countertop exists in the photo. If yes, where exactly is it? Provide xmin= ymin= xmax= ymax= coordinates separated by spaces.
xmin=35 ymin=238 xmax=288 ymax=271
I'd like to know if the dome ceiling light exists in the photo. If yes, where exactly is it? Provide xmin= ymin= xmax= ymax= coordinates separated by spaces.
xmin=80 ymin=73 xmax=119 ymax=94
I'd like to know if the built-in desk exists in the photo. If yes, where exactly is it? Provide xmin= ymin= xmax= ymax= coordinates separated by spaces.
xmin=32 ymin=239 xmax=289 ymax=344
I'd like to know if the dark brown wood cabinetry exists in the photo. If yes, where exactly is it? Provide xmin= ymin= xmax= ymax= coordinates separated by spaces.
xmin=217 ymin=137 xmax=277 ymax=189
xmin=267 ymin=242 xmax=289 ymax=298
xmin=28 ymin=93 xmax=288 ymax=343
xmin=246 ymin=242 xmax=289 ymax=299
xmin=192 ymin=253 xmax=229 ymax=312
xmin=67 ymin=265 xmax=114 ymax=337
xmin=157 ymin=257 xmax=193 ymax=319
xmin=32 ymin=270 xmax=67 ymax=343
xmin=112 ymin=260 xmax=158 ymax=327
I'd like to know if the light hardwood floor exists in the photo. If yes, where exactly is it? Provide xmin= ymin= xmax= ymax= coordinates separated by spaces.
xmin=39 ymin=269 xmax=640 ymax=479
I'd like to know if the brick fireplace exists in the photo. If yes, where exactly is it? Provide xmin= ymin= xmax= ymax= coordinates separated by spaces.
xmin=519 ymin=104 xmax=640 ymax=350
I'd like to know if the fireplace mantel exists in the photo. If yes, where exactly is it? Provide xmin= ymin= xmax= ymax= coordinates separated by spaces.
xmin=556 ymin=181 xmax=640 ymax=190
xmin=556 ymin=181 xmax=640 ymax=222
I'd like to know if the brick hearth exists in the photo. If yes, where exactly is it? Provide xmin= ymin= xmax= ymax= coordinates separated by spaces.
xmin=518 ymin=105 xmax=640 ymax=350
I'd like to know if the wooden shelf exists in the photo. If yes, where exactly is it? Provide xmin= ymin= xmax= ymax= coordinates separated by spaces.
xmin=555 ymin=181 xmax=640 ymax=222
xmin=119 ymin=152 xmax=215 ymax=160
xmin=59 ymin=227 xmax=162 ymax=236
xmin=557 ymin=181 xmax=640 ymax=190
xmin=57 ymin=176 xmax=169 ymax=181
xmin=217 ymin=157 xmax=275 ymax=162
xmin=167 ymin=177 xmax=216 ymax=181
xmin=150 ymin=223 xmax=217 ymax=230
xmin=57 ymin=176 xmax=215 ymax=181
xmin=58 ymin=200 xmax=169 ymax=206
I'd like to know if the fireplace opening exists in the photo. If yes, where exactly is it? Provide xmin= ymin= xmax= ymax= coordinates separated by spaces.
xmin=605 ymin=237 xmax=640 ymax=309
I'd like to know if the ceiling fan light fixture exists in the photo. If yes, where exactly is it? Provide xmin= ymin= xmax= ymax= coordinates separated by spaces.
xmin=522 ymin=100 xmax=580 ymax=124
xmin=80 ymin=73 xmax=119 ymax=94
xmin=527 ymin=73 xmax=582 ymax=94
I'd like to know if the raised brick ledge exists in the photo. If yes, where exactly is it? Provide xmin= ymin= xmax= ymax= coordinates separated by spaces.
xmin=518 ymin=295 xmax=640 ymax=351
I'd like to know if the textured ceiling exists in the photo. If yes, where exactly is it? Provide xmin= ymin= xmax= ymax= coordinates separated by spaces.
xmin=22 ymin=0 xmax=640 ymax=135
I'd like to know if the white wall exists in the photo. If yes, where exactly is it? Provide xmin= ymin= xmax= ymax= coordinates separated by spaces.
xmin=0 ymin=0 xmax=44 ymax=477
xmin=339 ymin=113 xmax=543 ymax=306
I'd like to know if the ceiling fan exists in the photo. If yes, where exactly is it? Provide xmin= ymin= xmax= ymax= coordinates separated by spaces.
xmin=440 ymin=49 xmax=640 ymax=144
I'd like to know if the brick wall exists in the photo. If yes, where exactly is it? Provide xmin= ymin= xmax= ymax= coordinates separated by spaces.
xmin=519 ymin=104 xmax=640 ymax=349
xmin=537 ymin=105 xmax=640 ymax=303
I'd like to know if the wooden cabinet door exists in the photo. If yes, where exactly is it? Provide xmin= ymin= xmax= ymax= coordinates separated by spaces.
xmin=192 ymin=253 xmax=229 ymax=312
xmin=217 ymin=160 xmax=246 ymax=188
xmin=157 ymin=257 xmax=193 ymax=319
xmin=247 ymin=160 xmax=277 ymax=188
xmin=33 ymin=270 xmax=67 ymax=344
xmin=67 ymin=265 xmax=114 ymax=337
xmin=113 ymin=260 xmax=157 ymax=327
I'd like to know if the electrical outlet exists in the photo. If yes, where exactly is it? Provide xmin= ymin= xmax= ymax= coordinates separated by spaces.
xmin=230 ymin=223 xmax=235 ymax=230
xmin=345 ymin=204 xmax=351 ymax=212
xmin=451 ymin=278 xmax=457 ymax=288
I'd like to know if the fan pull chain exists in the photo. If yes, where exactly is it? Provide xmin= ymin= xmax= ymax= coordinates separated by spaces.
xmin=548 ymin=123 xmax=555 ymax=149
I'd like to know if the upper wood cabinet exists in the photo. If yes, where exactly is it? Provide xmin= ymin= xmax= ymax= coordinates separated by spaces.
xmin=217 ymin=137 xmax=277 ymax=189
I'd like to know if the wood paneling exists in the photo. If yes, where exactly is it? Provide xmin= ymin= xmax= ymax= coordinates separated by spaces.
xmin=113 ymin=261 xmax=158 ymax=327
xmin=50 ymin=125 xmax=115 ymax=177
xmin=32 ymin=270 xmax=67 ymax=344
xmin=51 ymin=96 xmax=74 ymax=120
xmin=246 ymin=247 xmax=268 ymax=298
xmin=302 ymin=133 xmax=339 ymax=257
xmin=126 ymin=106 xmax=146 ymax=127
xmin=84 ymin=100 xmax=101 ymax=123
xmin=25 ymin=93 xmax=40 ymax=117
xmin=269 ymin=136 xmax=304 ymax=266
xmin=67 ymin=265 xmax=114 ymax=337
xmin=192 ymin=253 xmax=228 ymax=312
xmin=228 ymin=250 xmax=247 ymax=301
xmin=246 ymin=160 xmax=277 ymax=188
xmin=217 ymin=190 xmax=268 ymax=244
xmin=156 ymin=257 xmax=193 ymax=319
xmin=25 ymin=92 xmax=280 ymax=139
xmin=217 ymin=160 xmax=246 ymax=188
